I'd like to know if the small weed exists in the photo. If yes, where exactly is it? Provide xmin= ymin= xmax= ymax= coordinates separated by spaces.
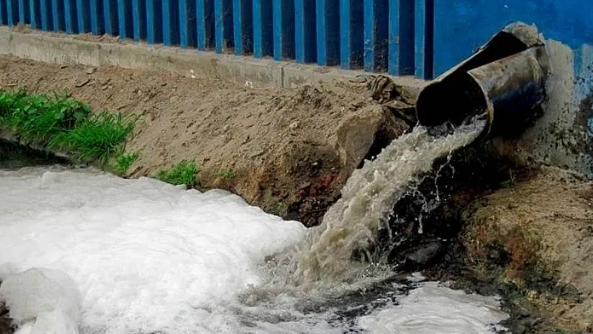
xmin=215 ymin=169 xmax=236 ymax=179
xmin=113 ymin=151 xmax=140 ymax=174
xmin=49 ymin=112 xmax=137 ymax=164
xmin=157 ymin=160 xmax=199 ymax=188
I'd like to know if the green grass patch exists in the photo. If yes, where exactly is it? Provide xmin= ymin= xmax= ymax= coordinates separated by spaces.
xmin=0 ymin=88 xmax=138 ymax=166
xmin=49 ymin=112 xmax=137 ymax=164
xmin=113 ymin=151 xmax=140 ymax=174
xmin=0 ymin=89 xmax=90 ymax=144
xmin=215 ymin=169 xmax=236 ymax=179
xmin=157 ymin=160 xmax=199 ymax=188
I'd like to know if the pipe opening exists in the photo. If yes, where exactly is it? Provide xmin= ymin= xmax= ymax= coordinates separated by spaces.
xmin=416 ymin=73 xmax=488 ymax=127
xmin=415 ymin=23 xmax=550 ymax=138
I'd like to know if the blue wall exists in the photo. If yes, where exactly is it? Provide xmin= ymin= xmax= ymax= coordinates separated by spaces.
xmin=432 ymin=0 xmax=593 ymax=77
xmin=0 ymin=0 xmax=432 ymax=77
xmin=0 ymin=0 xmax=592 ymax=82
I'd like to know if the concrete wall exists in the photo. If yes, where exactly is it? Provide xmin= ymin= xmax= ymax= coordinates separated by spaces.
xmin=0 ymin=27 xmax=425 ymax=91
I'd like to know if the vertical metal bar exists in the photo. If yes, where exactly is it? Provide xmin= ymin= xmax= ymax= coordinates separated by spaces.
xmin=233 ymin=0 xmax=253 ymax=55
xmin=316 ymin=0 xmax=339 ymax=66
xmin=40 ymin=0 xmax=52 ymax=31
xmin=118 ymin=0 xmax=133 ymax=39
xmin=132 ymin=0 xmax=146 ymax=41
xmin=339 ymin=0 xmax=363 ymax=69
xmin=196 ymin=0 xmax=214 ymax=50
xmin=363 ymin=0 xmax=389 ymax=72
xmin=146 ymin=0 xmax=163 ymax=44
xmin=17 ymin=0 xmax=30 ymax=25
xmin=90 ymin=0 xmax=104 ymax=35
xmin=6 ymin=0 xmax=20 ymax=26
xmin=272 ymin=0 xmax=294 ymax=61
xmin=103 ymin=0 xmax=118 ymax=36
xmin=28 ymin=0 xmax=41 ymax=29
xmin=179 ymin=0 xmax=196 ymax=48
xmin=294 ymin=0 xmax=315 ymax=63
xmin=0 ymin=1 xmax=6 ymax=25
xmin=414 ymin=0 xmax=433 ymax=79
xmin=214 ymin=0 xmax=233 ymax=53
xmin=76 ymin=0 xmax=91 ymax=33
xmin=162 ymin=0 xmax=180 ymax=46
xmin=252 ymin=0 xmax=273 ymax=58
xmin=414 ymin=0 xmax=425 ymax=78
xmin=64 ymin=0 xmax=78 ymax=33
xmin=51 ymin=0 xmax=64 ymax=32
xmin=388 ymin=0 xmax=414 ymax=75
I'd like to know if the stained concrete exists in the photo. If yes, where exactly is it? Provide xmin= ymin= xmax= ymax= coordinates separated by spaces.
xmin=0 ymin=27 xmax=425 ymax=91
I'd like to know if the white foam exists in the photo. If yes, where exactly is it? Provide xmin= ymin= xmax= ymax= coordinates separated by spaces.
xmin=0 ymin=167 xmax=306 ymax=333
xmin=0 ymin=167 xmax=507 ymax=334
xmin=0 ymin=268 xmax=80 ymax=325
xmin=358 ymin=282 xmax=509 ymax=334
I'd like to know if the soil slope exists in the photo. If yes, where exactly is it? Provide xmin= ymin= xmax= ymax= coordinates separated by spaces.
xmin=0 ymin=56 xmax=409 ymax=225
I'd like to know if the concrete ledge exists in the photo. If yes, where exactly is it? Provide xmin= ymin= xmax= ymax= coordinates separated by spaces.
xmin=0 ymin=27 xmax=426 ymax=90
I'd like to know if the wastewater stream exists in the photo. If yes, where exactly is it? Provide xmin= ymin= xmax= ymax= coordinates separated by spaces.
xmin=0 ymin=121 xmax=510 ymax=334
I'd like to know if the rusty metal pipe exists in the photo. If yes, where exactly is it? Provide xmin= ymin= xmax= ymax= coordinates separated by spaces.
xmin=415 ymin=22 xmax=550 ymax=138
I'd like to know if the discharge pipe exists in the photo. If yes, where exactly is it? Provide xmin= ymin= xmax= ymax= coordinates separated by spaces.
xmin=416 ymin=23 xmax=551 ymax=138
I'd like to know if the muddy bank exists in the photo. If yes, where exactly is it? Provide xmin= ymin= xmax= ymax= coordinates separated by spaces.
xmin=0 ymin=55 xmax=411 ymax=226
xmin=460 ymin=166 xmax=593 ymax=333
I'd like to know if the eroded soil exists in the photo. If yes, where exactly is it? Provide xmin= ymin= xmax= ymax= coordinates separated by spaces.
xmin=0 ymin=55 xmax=409 ymax=226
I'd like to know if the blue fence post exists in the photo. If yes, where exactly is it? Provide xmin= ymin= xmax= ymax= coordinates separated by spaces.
xmin=132 ymin=0 xmax=146 ymax=41
xmin=414 ymin=0 xmax=433 ymax=79
xmin=90 ymin=1 xmax=104 ymax=34
xmin=17 ymin=0 xmax=30 ymax=25
xmin=179 ymin=0 xmax=196 ymax=48
xmin=253 ymin=0 xmax=272 ymax=58
xmin=196 ymin=0 xmax=214 ymax=50
xmin=238 ymin=0 xmax=255 ymax=56
xmin=233 ymin=0 xmax=253 ymax=55
xmin=117 ymin=0 xmax=133 ymax=39
xmin=162 ymin=0 xmax=180 ymax=46
xmin=316 ymin=0 xmax=339 ymax=66
xmin=214 ymin=0 xmax=233 ymax=53
xmin=51 ymin=0 xmax=64 ymax=32
xmin=103 ymin=0 xmax=118 ymax=36
xmin=388 ymin=0 xmax=414 ymax=75
xmin=339 ymin=0 xmax=363 ymax=70
xmin=294 ymin=0 xmax=315 ymax=63
xmin=76 ymin=0 xmax=91 ymax=33
xmin=28 ymin=0 xmax=41 ymax=29
xmin=272 ymin=0 xmax=294 ymax=61
xmin=363 ymin=0 xmax=389 ymax=72
xmin=0 ymin=1 xmax=6 ymax=25
xmin=7 ymin=1 xmax=17 ymax=26
xmin=40 ymin=1 xmax=53 ymax=31
xmin=146 ymin=0 xmax=163 ymax=44
xmin=64 ymin=0 xmax=78 ymax=33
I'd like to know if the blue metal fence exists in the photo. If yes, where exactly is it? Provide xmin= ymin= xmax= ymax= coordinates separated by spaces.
xmin=0 ymin=0 xmax=434 ymax=78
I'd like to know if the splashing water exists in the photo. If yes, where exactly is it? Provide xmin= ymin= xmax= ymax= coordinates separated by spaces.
xmin=288 ymin=121 xmax=487 ymax=286
xmin=0 ymin=120 xmax=507 ymax=334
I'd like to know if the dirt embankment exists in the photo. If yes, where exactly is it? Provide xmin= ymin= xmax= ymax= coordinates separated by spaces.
xmin=0 ymin=56 xmax=410 ymax=226
xmin=461 ymin=166 xmax=593 ymax=333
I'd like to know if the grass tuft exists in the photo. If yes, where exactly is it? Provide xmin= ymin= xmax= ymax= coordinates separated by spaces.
xmin=113 ymin=151 xmax=140 ymax=174
xmin=157 ymin=160 xmax=199 ymax=188
xmin=49 ymin=112 xmax=137 ymax=164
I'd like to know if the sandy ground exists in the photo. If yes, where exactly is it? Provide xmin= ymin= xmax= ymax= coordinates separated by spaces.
xmin=463 ymin=166 xmax=593 ymax=332
xmin=0 ymin=55 xmax=409 ymax=226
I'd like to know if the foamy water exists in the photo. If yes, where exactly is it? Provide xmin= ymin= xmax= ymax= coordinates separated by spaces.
xmin=0 ymin=122 xmax=508 ymax=334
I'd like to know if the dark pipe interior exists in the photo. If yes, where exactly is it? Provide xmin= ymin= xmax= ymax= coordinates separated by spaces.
xmin=416 ymin=73 xmax=488 ymax=126
xmin=416 ymin=32 xmax=530 ymax=127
